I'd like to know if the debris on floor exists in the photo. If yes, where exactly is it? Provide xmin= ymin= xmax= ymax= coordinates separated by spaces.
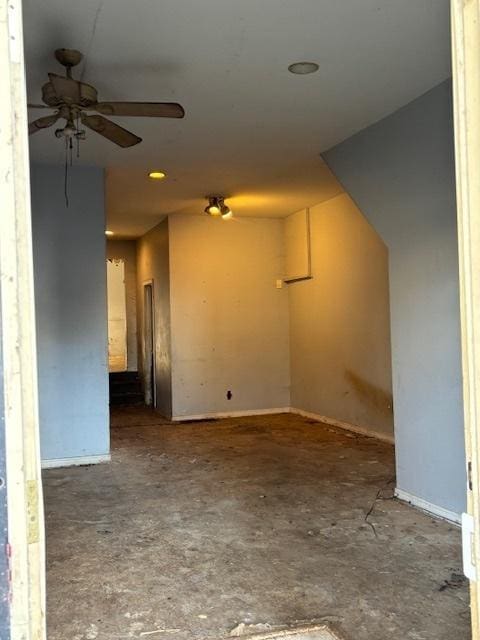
xmin=227 ymin=624 xmax=343 ymax=640
xmin=44 ymin=408 xmax=470 ymax=640
xmin=230 ymin=623 xmax=272 ymax=636
xmin=439 ymin=572 xmax=467 ymax=592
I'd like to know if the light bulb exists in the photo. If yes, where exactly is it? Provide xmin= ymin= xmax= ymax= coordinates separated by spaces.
xmin=63 ymin=123 xmax=76 ymax=137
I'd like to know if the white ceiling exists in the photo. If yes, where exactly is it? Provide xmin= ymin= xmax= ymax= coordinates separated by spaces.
xmin=23 ymin=0 xmax=451 ymax=237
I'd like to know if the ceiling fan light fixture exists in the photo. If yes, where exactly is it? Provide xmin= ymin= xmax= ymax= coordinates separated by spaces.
xmin=205 ymin=204 xmax=221 ymax=216
xmin=148 ymin=171 xmax=166 ymax=180
xmin=105 ymin=230 xmax=114 ymax=236
xmin=63 ymin=122 xmax=77 ymax=137
xmin=221 ymin=205 xmax=232 ymax=219
xmin=205 ymin=196 xmax=232 ymax=218
xmin=205 ymin=196 xmax=222 ymax=216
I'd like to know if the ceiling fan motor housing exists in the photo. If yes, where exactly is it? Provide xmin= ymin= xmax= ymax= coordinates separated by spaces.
xmin=41 ymin=80 xmax=98 ymax=109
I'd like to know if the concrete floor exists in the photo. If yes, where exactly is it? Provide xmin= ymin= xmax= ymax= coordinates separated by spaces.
xmin=44 ymin=407 xmax=470 ymax=640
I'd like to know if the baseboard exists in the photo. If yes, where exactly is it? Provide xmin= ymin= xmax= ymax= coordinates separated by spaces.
xmin=290 ymin=407 xmax=395 ymax=444
xmin=395 ymin=488 xmax=461 ymax=525
xmin=171 ymin=407 xmax=291 ymax=422
xmin=172 ymin=407 xmax=395 ymax=445
xmin=41 ymin=454 xmax=111 ymax=469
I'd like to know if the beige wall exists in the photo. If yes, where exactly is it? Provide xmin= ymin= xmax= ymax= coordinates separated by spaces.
xmin=136 ymin=219 xmax=172 ymax=417
xmin=107 ymin=239 xmax=137 ymax=371
xmin=168 ymin=214 xmax=290 ymax=418
xmin=289 ymin=194 xmax=394 ymax=439
xmin=134 ymin=199 xmax=392 ymax=437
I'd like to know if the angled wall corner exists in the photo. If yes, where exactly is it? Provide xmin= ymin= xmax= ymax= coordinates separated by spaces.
xmin=323 ymin=80 xmax=466 ymax=516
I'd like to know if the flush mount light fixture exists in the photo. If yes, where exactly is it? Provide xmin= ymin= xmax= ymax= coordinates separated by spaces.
xmin=288 ymin=61 xmax=319 ymax=75
xmin=204 ymin=196 xmax=232 ymax=218
xmin=105 ymin=230 xmax=114 ymax=236
xmin=148 ymin=170 xmax=166 ymax=180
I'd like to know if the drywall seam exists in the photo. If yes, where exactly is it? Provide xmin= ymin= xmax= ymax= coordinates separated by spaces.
xmin=290 ymin=407 xmax=395 ymax=444
xmin=41 ymin=454 xmax=111 ymax=469
xmin=171 ymin=408 xmax=291 ymax=421
xmin=395 ymin=488 xmax=461 ymax=525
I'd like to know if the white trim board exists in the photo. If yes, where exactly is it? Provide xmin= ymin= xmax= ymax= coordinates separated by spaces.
xmin=290 ymin=407 xmax=395 ymax=445
xmin=171 ymin=407 xmax=291 ymax=422
xmin=41 ymin=454 xmax=111 ymax=469
xmin=395 ymin=488 xmax=461 ymax=525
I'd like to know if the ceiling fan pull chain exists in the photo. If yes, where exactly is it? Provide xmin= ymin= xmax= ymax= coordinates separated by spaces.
xmin=64 ymin=137 xmax=69 ymax=208
xmin=76 ymin=115 xmax=80 ymax=159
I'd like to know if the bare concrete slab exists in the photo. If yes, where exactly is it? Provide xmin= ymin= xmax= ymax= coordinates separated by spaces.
xmin=43 ymin=409 xmax=470 ymax=640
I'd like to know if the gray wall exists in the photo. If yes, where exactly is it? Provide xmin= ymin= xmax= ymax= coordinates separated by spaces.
xmin=107 ymin=239 xmax=138 ymax=371
xmin=136 ymin=219 xmax=172 ymax=418
xmin=31 ymin=165 xmax=109 ymax=462
xmin=324 ymin=81 xmax=466 ymax=515
xmin=289 ymin=194 xmax=393 ymax=440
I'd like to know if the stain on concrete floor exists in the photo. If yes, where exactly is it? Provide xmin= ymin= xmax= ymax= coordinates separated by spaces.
xmin=43 ymin=407 xmax=470 ymax=640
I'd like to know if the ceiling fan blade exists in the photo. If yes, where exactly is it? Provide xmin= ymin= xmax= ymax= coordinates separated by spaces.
xmin=27 ymin=103 xmax=50 ymax=109
xmin=28 ymin=113 xmax=60 ymax=135
xmin=94 ymin=101 xmax=185 ymax=118
xmin=80 ymin=113 xmax=141 ymax=147
xmin=48 ymin=73 xmax=81 ymax=104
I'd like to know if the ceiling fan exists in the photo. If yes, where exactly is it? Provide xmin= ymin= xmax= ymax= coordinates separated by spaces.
xmin=28 ymin=48 xmax=185 ymax=148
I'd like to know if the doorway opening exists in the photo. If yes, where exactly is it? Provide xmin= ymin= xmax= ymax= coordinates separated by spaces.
xmin=107 ymin=258 xmax=127 ymax=372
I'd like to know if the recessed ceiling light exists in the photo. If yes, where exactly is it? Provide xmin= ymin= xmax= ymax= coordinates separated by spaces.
xmin=105 ymin=230 xmax=114 ymax=236
xmin=148 ymin=171 xmax=166 ymax=180
xmin=288 ymin=61 xmax=319 ymax=75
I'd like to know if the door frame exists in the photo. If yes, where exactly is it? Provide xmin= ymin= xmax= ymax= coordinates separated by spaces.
xmin=2 ymin=0 xmax=480 ymax=639
xmin=143 ymin=280 xmax=156 ymax=408
xmin=0 ymin=0 xmax=46 ymax=638
xmin=451 ymin=0 xmax=480 ymax=635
